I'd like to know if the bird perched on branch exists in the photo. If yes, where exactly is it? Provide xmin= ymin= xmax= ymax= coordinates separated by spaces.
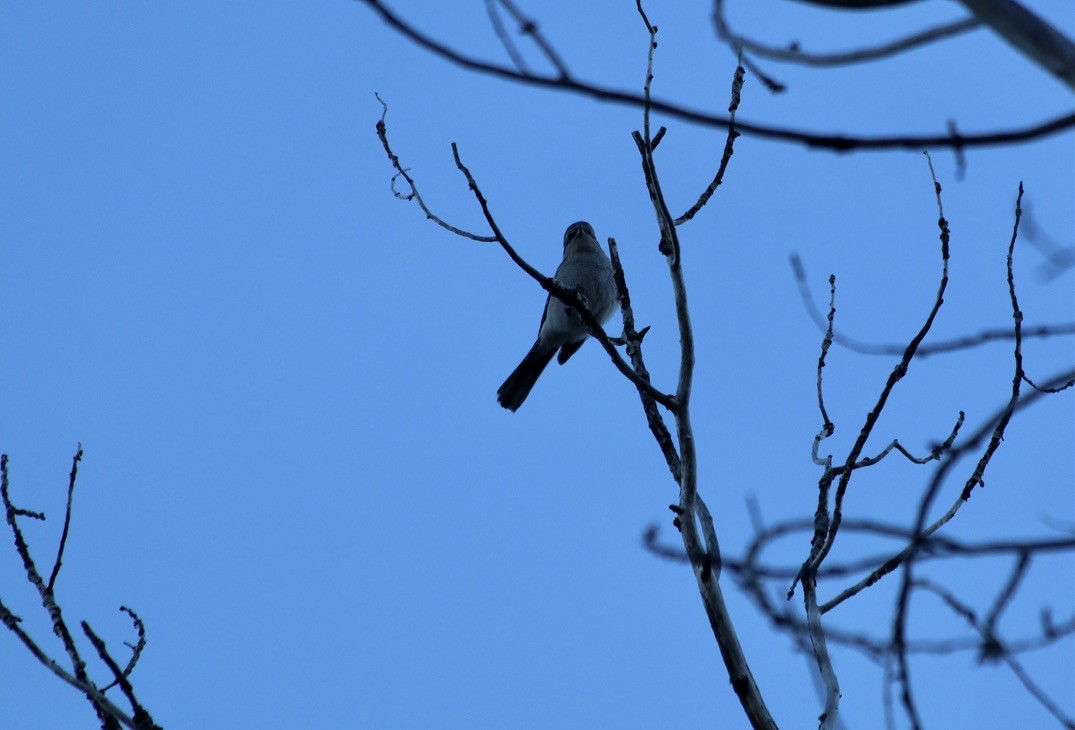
xmin=497 ymin=221 xmax=617 ymax=411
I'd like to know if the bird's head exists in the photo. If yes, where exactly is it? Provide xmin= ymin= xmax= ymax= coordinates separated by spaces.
xmin=563 ymin=221 xmax=596 ymax=248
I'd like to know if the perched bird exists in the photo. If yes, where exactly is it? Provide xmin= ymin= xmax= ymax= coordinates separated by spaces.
xmin=497 ymin=221 xmax=617 ymax=411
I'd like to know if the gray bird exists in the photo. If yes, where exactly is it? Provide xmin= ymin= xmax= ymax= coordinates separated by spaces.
xmin=497 ymin=221 xmax=617 ymax=411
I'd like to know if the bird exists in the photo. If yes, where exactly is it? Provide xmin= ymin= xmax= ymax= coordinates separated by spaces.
xmin=497 ymin=221 xmax=617 ymax=411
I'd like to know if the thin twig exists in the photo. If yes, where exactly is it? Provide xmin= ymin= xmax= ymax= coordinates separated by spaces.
xmin=15 ymin=507 xmax=46 ymax=520
xmin=101 ymin=606 xmax=148 ymax=693
xmin=983 ymin=553 xmax=1031 ymax=641
xmin=1022 ymin=371 xmax=1075 ymax=393
xmin=607 ymin=237 xmax=682 ymax=481
xmin=496 ymin=0 xmax=570 ymax=79
xmin=811 ymin=274 xmax=837 ymax=468
xmin=674 ymin=61 xmax=744 ymax=225
xmin=843 ymin=416 xmax=964 ymax=471
xmin=374 ymin=94 xmax=497 ymax=242
xmin=483 ymin=0 xmax=529 ymax=75
xmin=48 ymin=444 xmax=83 ymax=592
xmin=800 ymin=270 xmax=842 ymax=729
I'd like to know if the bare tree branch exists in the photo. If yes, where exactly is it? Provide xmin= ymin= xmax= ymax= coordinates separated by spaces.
xmin=357 ymin=0 xmax=1075 ymax=152
xmin=955 ymin=0 xmax=1075 ymax=91
xmin=101 ymin=606 xmax=148 ymax=693
xmin=646 ymin=517 xmax=1073 ymax=582
xmin=483 ymin=0 xmax=529 ymax=75
xmin=47 ymin=444 xmax=83 ymax=592
xmin=983 ymin=553 xmax=1031 ymax=645
xmin=632 ymin=4 xmax=777 ymax=727
xmin=82 ymin=622 xmax=162 ymax=730
xmin=762 ymin=0 xmax=1075 ymax=90
xmin=0 ymin=451 xmax=165 ymax=728
xmin=819 ymin=365 xmax=1075 ymax=615
xmin=496 ymin=0 xmax=570 ymax=78
xmin=374 ymin=95 xmax=496 ymax=242
xmin=369 ymin=3 xmax=1073 ymax=727
xmin=607 ymin=237 xmax=682 ymax=482
xmin=797 ymin=152 xmax=953 ymax=601
xmin=674 ymin=61 xmax=744 ymax=226
xmin=915 ymin=579 xmax=1075 ymax=729
xmin=714 ymin=0 xmax=981 ymax=68
xmin=1 ymin=453 xmax=119 ymax=729
xmin=893 ymin=180 xmax=1025 ymax=729
xmin=0 ymin=597 xmax=136 ymax=729
xmin=790 ymin=254 xmax=1075 ymax=357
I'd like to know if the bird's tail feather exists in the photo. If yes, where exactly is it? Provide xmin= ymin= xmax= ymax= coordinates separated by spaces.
xmin=497 ymin=341 xmax=557 ymax=412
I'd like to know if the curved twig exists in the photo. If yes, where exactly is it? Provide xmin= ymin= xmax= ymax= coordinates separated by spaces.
xmin=714 ymin=0 xmax=980 ymax=68
xmin=374 ymin=95 xmax=496 ymax=242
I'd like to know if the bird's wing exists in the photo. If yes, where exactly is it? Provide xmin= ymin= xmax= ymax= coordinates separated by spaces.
xmin=557 ymin=339 xmax=586 ymax=365
xmin=535 ymin=293 xmax=552 ymax=335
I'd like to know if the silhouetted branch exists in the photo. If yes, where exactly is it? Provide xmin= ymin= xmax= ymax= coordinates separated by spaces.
xmin=357 ymin=0 xmax=1075 ymax=152
xmin=646 ymin=514 xmax=1074 ymax=698
xmin=1 ymin=451 xmax=158 ymax=730
xmin=955 ymin=0 xmax=1075 ymax=91
xmin=0 ymin=596 xmax=135 ymax=728
xmin=797 ymin=153 xmax=953 ymax=601
xmin=915 ymin=579 xmax=1075 ymax=729
xmin=607 ymin=237 xmax=682 ymax=482
xmin=714 ymin=0 xmax=980 ymax=68
xmin=496 ymin=0 xmax=570 ymax=78
xmin=648 ymin=517 xmax=1075 ymax=578
xmin=820 ymin=366 xmax=1075 ymax=615
xmin=791 ymin=254 xmax=1074 ymax=358
xmin=788 ymin=0 xmax=922 ymax=8
xmin=101 ymin=606 xmax=148 ymax=693
xmin=47 ymin=445 xmax=83 ymax=592
xmin=632 ymin=3 xmax=775 ymax=726
xmin=374 ymin=95 xmax=496 ymax=242
xmin=1 ymin=453 xmax=115 ymax=727
xmin=370 ymin=2 xmax=1073 ymax=726
xmin=893 ymin=181 xmax=1036 ymax=729
xmin=1023 ymin=371 xmax=1075 ymax=393
xmin=674 ymin=61 xmax=744 ymax=226
xmin=721 ymin=0 xmax=1075 ymax=124
xmin=82 ymin=622 xmax=162 ymax=730
xmin=750 ymin=0 xmax=1075 ymax=91
xmin=483 ymin=0 xmax=529 ymax=75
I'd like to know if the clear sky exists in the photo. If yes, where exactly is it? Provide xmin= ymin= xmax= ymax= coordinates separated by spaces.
xmin=1 ymin=2 xmax=1072 ymax=728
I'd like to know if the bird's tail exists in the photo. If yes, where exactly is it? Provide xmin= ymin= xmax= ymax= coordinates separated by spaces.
xmin=497 ymin=341 xmax=557 ymax=412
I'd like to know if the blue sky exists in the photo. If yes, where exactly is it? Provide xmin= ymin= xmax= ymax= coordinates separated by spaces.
xmin=1 ymin=2 xmax=1072 ymax=728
